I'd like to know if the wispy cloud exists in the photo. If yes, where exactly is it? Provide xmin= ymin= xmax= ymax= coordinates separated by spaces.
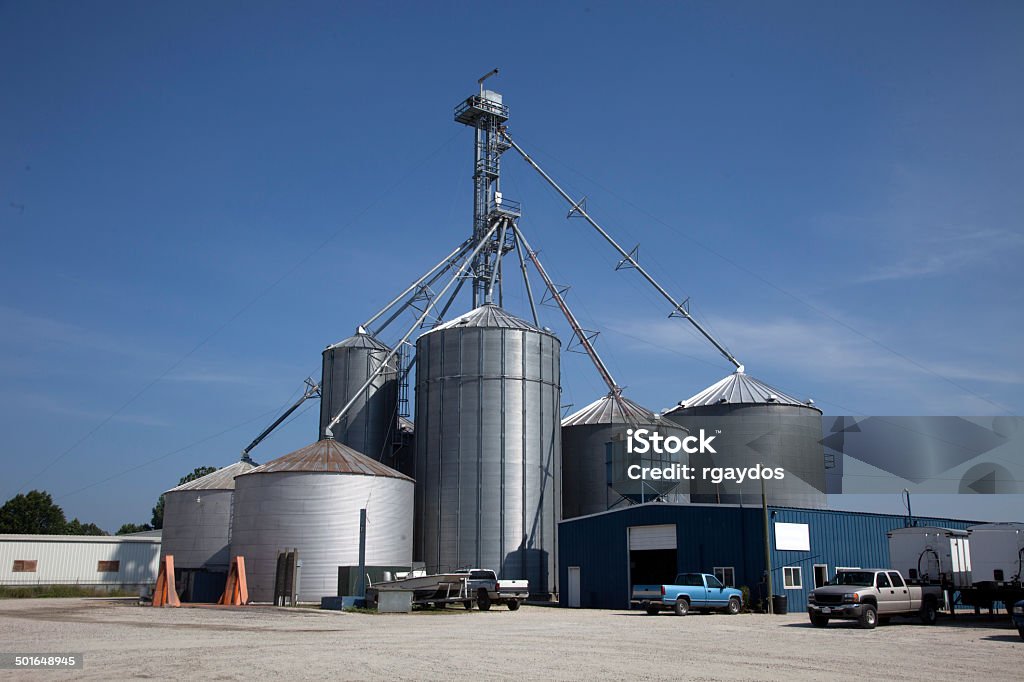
xmin=0 ymin=391 xmax=171 ymax=428
xmin=163 ymin=370 xmax=262 ymax=386
xmin=0 ymin=305 xmax=161 ymax=361
xmin=857 ymin=227 xmax=1024 ymax=283
xmin=616 ymin=312 xmax=1024 ymax=408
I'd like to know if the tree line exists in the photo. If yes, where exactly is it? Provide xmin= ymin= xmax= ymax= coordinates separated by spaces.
xmin=0 ymin=466 xmax=216 ymax=536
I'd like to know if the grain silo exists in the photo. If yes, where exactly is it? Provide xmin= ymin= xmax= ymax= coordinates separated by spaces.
xmin=414 ymin=303 xmax=561 ymax=596
xmin=663 ymin=369 xmax=825 ymax=508
xmin=562 ymin=394 xmax=690 ymax=519
xmin=160 ymin=458 xmax=256 ymax=601
xmin=229 ymin=439 xmax=414 ymax=603
xmin=319 ymin=331 xmax=398 ymax=463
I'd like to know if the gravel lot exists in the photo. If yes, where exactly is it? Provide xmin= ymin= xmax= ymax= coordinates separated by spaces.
xmin=0 ymin=598 xmax=1020 ymax=680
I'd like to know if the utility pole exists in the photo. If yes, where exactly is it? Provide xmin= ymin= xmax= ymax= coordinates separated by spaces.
xmin=763 ymin=476 xmax=773 ymax=614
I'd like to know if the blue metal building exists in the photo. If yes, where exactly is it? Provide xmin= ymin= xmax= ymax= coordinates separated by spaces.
xmin=558 ymin=503 xmax=975 ymax=611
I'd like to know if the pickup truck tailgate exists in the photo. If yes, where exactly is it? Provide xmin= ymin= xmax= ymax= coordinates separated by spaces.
xmin=631 ymin=585 xmax=661 ymax=600
xmin=496 ymin=580 xmax=528 ymax=593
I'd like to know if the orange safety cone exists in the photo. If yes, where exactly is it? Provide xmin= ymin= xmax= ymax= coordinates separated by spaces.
xmin=218 ymin=556 xmax=249 ymax=606
xmin=152 ymin=555 xmax=180 ymax=607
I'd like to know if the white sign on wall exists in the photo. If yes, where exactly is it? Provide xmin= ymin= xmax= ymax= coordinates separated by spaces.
xmin=775 ymin=522 xmax=810 ymax=551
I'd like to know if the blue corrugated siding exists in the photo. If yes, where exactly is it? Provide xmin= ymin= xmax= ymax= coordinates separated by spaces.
xmin=559 ymin=504 xmax=977 ymax=611
xmin=559 ymin=505 xmax=766 ymax=609
xmin=768 ymin=507 xmax=973 ymax=612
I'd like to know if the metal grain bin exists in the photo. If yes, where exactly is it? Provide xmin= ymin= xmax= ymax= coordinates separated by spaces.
xmin=229 ymin=439 xmax=413 ymax=603
xmin=319 ymin=331 xmax=398 ymax=462
xmin=663 ymin=370 xmax=825 ymax=508
xmin=562 ymin=394 xmax=689 ymax=519
xmin=161 ymin=459 xmax=256 ymax=571
xmin=413 ymin=304 xmax=561 ymax=596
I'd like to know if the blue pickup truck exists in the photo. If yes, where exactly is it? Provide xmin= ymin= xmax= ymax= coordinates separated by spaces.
xmin=632 ymin=572 xmax=744 ymax=616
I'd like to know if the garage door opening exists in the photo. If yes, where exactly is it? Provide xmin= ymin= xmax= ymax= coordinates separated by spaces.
xmin=630 ymin=549 xmax=677 ymax=586
xmin=628 ymin=524 xmax=678 ymax=598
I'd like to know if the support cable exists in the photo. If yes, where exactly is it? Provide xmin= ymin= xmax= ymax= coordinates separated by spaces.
xmin=361 ymin=237 xmax=474 ymax=332
xmin=514 ymin=226 xmax=638 ymax=427
xmin=485 ymin=217 xmax=510 ymax=303
xmin=513 ymin=231 xmax=540 ymax=327
xmin=325 ymin=221 xmax=501 ymax=437
xmin=503 ymin=132 xmax=743 ymax=371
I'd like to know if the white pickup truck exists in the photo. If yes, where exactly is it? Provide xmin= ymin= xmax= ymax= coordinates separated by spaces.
xmin=807 ymin=568 xmax=943 ymax=629
xmin=456 ymin=569 xmax=529 ymax=611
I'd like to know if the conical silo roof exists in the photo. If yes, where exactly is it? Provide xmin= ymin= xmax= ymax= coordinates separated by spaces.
xmin=562 ymin=394 xmax=656 ymax=427
xmin=428 ymin=303 xmax=546 ymax=333
xmin=164 ymin=459 xmax=257 ymax=494
xmin=325 ymin=330 xmax=390 ymax=351
xmin=667 ymin=370 xmax=819 ymax=413
xmin=240 ymin=439 xmax=413 ymax=481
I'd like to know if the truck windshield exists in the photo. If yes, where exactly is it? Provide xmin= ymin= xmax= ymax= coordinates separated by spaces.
xmin=828 ymin=571 xmax=875 ymax=587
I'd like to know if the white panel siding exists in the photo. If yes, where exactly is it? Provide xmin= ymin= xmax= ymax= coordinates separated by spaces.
xmin=0 ymin=536 xmax=161 ymax=587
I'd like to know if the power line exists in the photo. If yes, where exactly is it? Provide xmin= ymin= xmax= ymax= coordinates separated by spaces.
xmin=13 ymin=130 xmax=462 ymax=497
xmin=514 ymin=137 xmax=1014 ymax=415
xmin=53 ymin=405 xmax=285 ymax=501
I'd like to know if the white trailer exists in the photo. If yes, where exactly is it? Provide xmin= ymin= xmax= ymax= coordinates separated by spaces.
xmin=967 ymin=523 xmax=1024 ymax=585
xmin=887 ymin=526 xmax=972 ymax=588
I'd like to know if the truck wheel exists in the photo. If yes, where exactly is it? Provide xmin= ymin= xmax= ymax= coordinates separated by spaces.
xmin=859 ymin=605 xmax=877 ymax=629
xmin=810 ymin=614 xmax=829 ymax=628
xmin=674 ymin=599 xmax=689 ymax=616
xmin=507 ymin=599 xmax=520 ymax=611
xmin=645 ymin=605 xmax=660 ymax=616
xmin=919 ymin=600 xmax=938 ymax=625
xmin=726 ymin=597 xmax=741 ymax=615
xmin=477 ymin=589 xmax=491 ymax=612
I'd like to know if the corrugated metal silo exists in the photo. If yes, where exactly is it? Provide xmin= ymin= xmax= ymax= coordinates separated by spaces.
xmin=663 ymin=370 xmax=825 ymax=508
xmin=229 ymin=439 xmax=414 ymax=603
xmin=319 ymin=332 xmax=398 ymax=462
xmin=160 ymin=459 xmax=256 ymax=571
xmin=414 ymin=304 xmax=561 ymax=596
xmin=561 ymin=394 xmax=689 ymax=519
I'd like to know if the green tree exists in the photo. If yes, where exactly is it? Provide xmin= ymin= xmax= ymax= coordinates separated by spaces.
xmin=0 ymin=490 xmax=67 ymax=534
xmin=65 ymin=518 xmax=108 ymax=535
xmin=116 ymin=522 xmax=152 ymax=535
xmin=151 ymin=466 xmax=217 ymax=530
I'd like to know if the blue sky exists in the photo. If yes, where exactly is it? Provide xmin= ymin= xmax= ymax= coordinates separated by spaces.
xmin=1 ymin=1 xmax=1021 ymax=530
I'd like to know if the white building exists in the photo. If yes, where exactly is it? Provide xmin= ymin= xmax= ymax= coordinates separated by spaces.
xmin=0 ymin=532 xmax=161 ymax=591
